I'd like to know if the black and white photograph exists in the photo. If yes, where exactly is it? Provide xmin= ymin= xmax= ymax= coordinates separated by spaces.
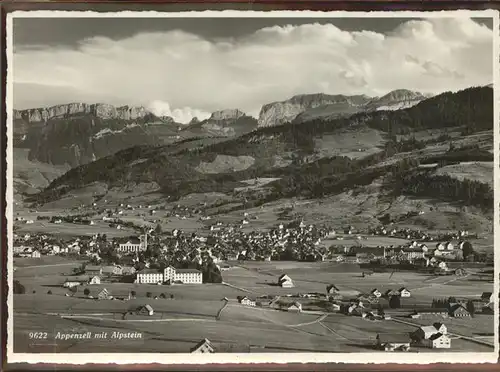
xmin=5 ymin=9 xmax=499 ymax=364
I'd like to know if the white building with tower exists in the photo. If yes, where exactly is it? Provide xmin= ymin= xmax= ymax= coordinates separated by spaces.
xmin=118 ymin=235 xmax=148 ymax=253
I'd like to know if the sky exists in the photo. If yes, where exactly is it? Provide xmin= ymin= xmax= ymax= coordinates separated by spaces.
xmin=12 ymin=16 xmax=494 ymax=123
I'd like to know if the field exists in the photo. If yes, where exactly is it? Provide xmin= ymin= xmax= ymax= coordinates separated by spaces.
xmin=15 ymin=219 xmax=136 ymax=238
xmin=313 ymin=128 xmax=386 ymax=160
xmin=434 ymin=162 xmax=493 ymax=187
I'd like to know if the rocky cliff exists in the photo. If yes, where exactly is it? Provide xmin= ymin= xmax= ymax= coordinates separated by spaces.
xmin=13 ymin=103 xmax=183 ymax=167
xmin=366 ymin=89 xmax=426 ymax=111
xmin=182 ymin=109 xmax=257 ymax=137
xmin=258 ymin=90 xmax=427 ymax=127
xmin=209 ymin=109 xmax=246 ymax=121
xmin=14 ymin=103 xmax=151 ymax=123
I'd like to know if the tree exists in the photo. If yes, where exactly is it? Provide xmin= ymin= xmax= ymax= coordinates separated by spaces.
xmin=462 ymin=241 xmax=474 ymax=260
xmin=130 ymin=290 xmax=136 ymax=298
xmin=170 ymin=294 xmax=174 ymax=300
xmin=84 ymin=288 xmax=90 ymax=296
xmin=47 ymin=290 xmax=52 ymax=295
xmin=389 ymin=295 xmax=401 ymax=309
xmin=32 ymin=290 xmax=36 ymax=294
xmin=70 ymin=286 xmax=78 ymax=294
xmin=146 ymin=292 xmax=152 ymax=298
xmin=155 ymin=224 xmax=162 ymax=235
xmin=159 ymin=293 xmax=166 ymax=299
xmin=13 ymin=280 xmax=25 ymax=294
xmin=466 ymin=300 xmax=476 ymax=317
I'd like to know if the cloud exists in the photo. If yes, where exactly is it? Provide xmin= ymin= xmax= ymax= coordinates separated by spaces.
xmin=147 ymin=100 xmax=211 ymax=124
xmin=13 ymin=17 xmax=493 ymax=121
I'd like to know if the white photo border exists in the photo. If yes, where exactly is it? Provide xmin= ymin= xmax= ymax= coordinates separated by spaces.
xmin=5 ymin=9 xmax=500 ymax=365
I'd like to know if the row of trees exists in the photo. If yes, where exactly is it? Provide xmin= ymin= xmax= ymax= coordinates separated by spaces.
xmin=392 ymin=172 xmax=493 ymax=210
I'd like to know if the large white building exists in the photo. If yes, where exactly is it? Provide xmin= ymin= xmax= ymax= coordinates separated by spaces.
xmin=164 ymin=266 xmax=203 ymax=284
xmin=136 ymin=269 xmax=163 ymax=284
xmin=118 ymin=235 xmax=148 ymax=253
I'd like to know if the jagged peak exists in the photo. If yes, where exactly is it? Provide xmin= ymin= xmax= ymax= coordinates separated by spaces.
xmin=378 ymin=89 xmax=425 ymax=101
xmin=209 ymin=109 xmax=246 ymax=121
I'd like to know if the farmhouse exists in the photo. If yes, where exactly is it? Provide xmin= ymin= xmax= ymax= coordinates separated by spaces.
xmin=424 ymin=333 xmax=451 ymax=349
xmin=412 ymin=326 xmax=439 ymax=341
xmin=137 ymin=304 xmax=154 ymax=316
xmin=31 ymin=250 xmax=41 ymax=258
xmin=288 ymin=302 xmax=302 ymax=312
xmin=376 ymin=334 xmax=411 ymax=351
xmin=370 ymin=289 xmax=382 ymax=298
xmin=433 ymin=322 xmax=447 ymax=334
xmin=164 ymin=266 xmax=203 ymax=284
xmin=238 ymin=296 xmax=256 ymax=307
xmin=399 ymin=288 xmax=411 ymax=298
xmin=136 ymin=269 xmax=164 ymax=284
xmin=278 ymin=274 xmax=294 ymax=288
xmin=89 ymin=276 xmax=101 ymax=285
xmin=326 ymin=284 xmax=339 ymax=294
xmin=449 ymin=304 xmax=471 ymax=318
xmin=97 ymin=288 xmax=111 ymax=300
xmin=191 ymin=338 xmax=215 ymax=353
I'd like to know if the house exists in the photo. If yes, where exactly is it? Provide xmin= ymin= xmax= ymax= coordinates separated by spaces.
xmin=330 ymin=303 xmax=341 ymax=312
xmin=85 ymin=265 xmax=103 ymax=276
xmin=238 ymin=296 xmax=256 ymax=307
xmin=97 ymin=288 xmax=110 ymax=300
xmin=137 ymin=269 xmax=164 ymax=284
xmin=102 ymin=265 xmax=123 ymax=276
xmin=278 ymin=274 xmax=294 ymax=288
xmin=121 ymin=266 xmax=137 ymax=275
xmin=436 ymin=243 xmax=446 ymax=251
xmin=399 ymin=288 xmax=411 ymax=298
xmin=137 ymin=304 xmax=154 ymax=316
xmin=370 ymin=289 xmax=382 ymax=298
xmin=449 ymin=303 xmax=471 ymax=318
xmin=384 ymin=289 xmax=399 ymax=297
xmin=63 ymin=278 xmax=86 ymax=288
xmin=288 ymin=302 xmax=302 ymax=312
xmin=481 ymin=292 xmax=493 ymax=304
xmin=326 ymin=284 xmax=339 ymax=294
xmin=433 ymin=322 xmax=447 ymax=335
xmin=412 ymin=326 xmax=439 ymax=341
xmin=89 ymin=276 xmax=101 ymax=285
xmin=164 ymin=266 xmax=203 ymax=284
xmin=190 ymin=338 xmax=215 ymax=353
xmin=376 ymin=334 xmax=411 ymax=351
xmin=31 ymin=250 xmax=41 ymax=258
xmin=424 ymin=333 xmax=451 ymax=349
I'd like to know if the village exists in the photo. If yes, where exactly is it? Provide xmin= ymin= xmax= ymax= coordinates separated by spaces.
xmin=12 ymin=199 xmax=495 ymax=354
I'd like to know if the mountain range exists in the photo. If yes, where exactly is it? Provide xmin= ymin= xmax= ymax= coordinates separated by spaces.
xmin=26 ymin=85 xmax=492 ymax=205
xmin=14 ymin=89 xmax=430 ymax=168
